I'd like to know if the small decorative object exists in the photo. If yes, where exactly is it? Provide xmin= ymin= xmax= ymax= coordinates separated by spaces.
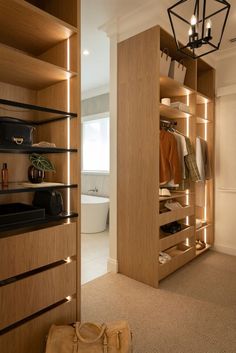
xmin=167 ymin=0 xmax=231 ymax=59
xmin=28 ymin=154 xmax=55 ymax=184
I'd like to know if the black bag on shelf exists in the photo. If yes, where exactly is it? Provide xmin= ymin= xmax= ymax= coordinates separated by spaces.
xmin=0 ymin=116 xmax=34 ymax=146
xmin=33 ymin=190 xmax=63 ymax=216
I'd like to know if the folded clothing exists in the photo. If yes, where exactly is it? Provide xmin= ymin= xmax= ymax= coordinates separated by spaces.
xmin=161 ymin=221 xmax=182 ymax=234
xmin=159 ymin=251 xmax=172 ymax=264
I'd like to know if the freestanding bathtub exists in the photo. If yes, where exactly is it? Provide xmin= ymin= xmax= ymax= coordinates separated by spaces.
xmin=81 ymin=194 xmax=109 ymax=233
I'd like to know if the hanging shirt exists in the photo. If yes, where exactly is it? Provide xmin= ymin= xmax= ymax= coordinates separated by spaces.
xmin=172 ymin=132 xmax=188 ymax=179
xmin=184 ymin=137 xmax=201 ymax=182
xmin=196 ymin=136 xmax=212 ymax=181
xmin=160 ymin=130 xmax=182 ymax=185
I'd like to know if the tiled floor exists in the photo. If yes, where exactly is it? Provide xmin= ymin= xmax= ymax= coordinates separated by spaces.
xmin=81 ymin=229 xmax=109 ymax=284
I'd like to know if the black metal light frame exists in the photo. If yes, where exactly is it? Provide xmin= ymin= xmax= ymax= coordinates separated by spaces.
xmin=168 ymin=0 xmax=231 ymax=59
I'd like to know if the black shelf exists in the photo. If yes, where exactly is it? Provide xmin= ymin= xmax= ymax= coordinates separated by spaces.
xmin=0 ymin=182 xmax=77 ymax=195
xmin=0 ymin=145 xmax=77 ymax=154
xmin=0 ymin=212 xmax=78 ymax=235
xmin=0 ymin=98 xmax=77 ymax=117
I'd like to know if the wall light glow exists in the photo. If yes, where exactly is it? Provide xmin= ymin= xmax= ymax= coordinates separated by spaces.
xmin=66 ymin=296 xmax=72 ymax=302
xmin=65 ymin=257 xmax=72 ymax=264
xmin=67 ymin=38 xmax=71 ymax=214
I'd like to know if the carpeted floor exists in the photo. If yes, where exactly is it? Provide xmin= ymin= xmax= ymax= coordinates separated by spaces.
xmin=82 ymin=250 xmax=236 ymax=353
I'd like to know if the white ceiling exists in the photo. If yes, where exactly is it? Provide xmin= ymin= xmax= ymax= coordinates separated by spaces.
xmin=81 ymin=0 xmax=236 ymax=94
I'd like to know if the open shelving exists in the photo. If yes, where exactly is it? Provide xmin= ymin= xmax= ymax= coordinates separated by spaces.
xmin=118 ymin=24 xmax=215 ymax=287
xmin=0 ymin=0 xmax=78 ymax=55
xmin=0 ymin=1 xmax=80 ymax=352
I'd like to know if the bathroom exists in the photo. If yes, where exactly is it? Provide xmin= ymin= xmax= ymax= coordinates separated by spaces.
xmin=81 ymin=88 xmax=110 ymax=283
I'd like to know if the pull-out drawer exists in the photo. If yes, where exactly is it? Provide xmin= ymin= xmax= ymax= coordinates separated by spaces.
xmin=160 ymin=225 xmax=194 ymax=251
xmin=0 ymin=299 xmax=76 ymax=353
xmin=159 ymin=205 xmax=194 ymax=226
xmin=0 ymin=222 xmax=76 ymax=280
xmin=0 ymin=261 xmax=76 ymax=330
xmin=159 ymin=244 xmax=195 ymax=280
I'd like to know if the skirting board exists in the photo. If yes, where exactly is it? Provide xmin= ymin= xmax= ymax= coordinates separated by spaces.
xmin=107 ymin=257 xmax=118 ymax=273
xmin=213 ymin=244 xmax=236 ymax=257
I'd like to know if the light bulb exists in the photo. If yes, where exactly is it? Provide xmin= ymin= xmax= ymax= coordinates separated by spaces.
xmin=189 ymin=27 xmax=193 ymax=36
xmin=190 ymin=15 xmax=197 ymax=26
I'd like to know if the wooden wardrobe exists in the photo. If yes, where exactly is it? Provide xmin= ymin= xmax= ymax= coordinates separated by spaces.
xmin=118 ymin=25 xmax=215 ymax=288
xmin=0 ymin=1 xmax=80 ymax=352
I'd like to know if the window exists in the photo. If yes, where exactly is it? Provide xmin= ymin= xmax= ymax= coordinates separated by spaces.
xmin=82 ymin=116 xmax=110 ymax=173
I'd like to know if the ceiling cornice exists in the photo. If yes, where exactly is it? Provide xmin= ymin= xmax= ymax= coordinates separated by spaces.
xmin=100 ymin=0 xmax=216 ymax=68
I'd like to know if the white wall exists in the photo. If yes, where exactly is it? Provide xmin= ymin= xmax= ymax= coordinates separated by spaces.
xmin=215 ymin=54 xmax=236 ymax=256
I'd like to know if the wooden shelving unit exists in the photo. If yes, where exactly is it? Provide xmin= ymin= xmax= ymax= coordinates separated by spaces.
xmin=118 ymin=25 xmax=215 ymax=287
xmin=0 ymin=1 xmax=80 ymax=352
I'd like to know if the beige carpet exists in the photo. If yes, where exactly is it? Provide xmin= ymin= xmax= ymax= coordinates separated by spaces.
xmin=82 ymin=251 xmax=236 ymax=353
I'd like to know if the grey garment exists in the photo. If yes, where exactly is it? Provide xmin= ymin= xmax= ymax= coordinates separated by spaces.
xmin=196 ymin=136 xmax=212 ymax=181
xmin=184 ymin=137 xmax=201 ymax=182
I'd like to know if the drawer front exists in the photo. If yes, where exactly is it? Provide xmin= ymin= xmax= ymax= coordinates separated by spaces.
xmin=0 ymin=299 xmax=76 ymax=353
xmin=0 ymin=222 xmax=76 ymax=280
xmin=159 ymin=246 xmax=195 ymax=280
xmin=159 ymin=206 xmax=194 ymax=226
xmin=0 ymin=261 xmax=76 ymax=330
xmin=160 ymin=226 xmax=194 ymax=251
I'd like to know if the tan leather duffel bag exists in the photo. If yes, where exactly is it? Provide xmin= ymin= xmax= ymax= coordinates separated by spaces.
xmin=45 ymin=321 xmax=132 ymax=353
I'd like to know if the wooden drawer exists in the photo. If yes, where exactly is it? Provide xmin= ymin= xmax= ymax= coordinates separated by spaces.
xmin=0 ymin=299 xmax=76 ymax=353
xmin=159 ymin=244 xmax=195 ymax=280
xmin=160 ymin=225 xmax=194 ymax=251
xmin=159 ymin=205 xmax=194 ymax=226
xmin=0 ymin=261 xmax=76 ymax=330
xmin=0 ymin=222 xmax=76 ymax=280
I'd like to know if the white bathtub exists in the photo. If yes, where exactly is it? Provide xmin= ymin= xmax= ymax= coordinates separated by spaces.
xmin=81 ymin=194 xmax=109 ymax=233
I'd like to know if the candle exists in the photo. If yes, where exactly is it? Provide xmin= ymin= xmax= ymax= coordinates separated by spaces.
xmin=206 ymin=19 xmax=212 ymax=38
xmin=190 ymin=14 xmax=197 ymax=34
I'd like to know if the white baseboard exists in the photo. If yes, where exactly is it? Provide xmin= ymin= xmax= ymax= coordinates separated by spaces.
xmin=213 ymin=244 xmax=236 ymax=256
xmin=107 ymin=258 xmax=118 ymax=273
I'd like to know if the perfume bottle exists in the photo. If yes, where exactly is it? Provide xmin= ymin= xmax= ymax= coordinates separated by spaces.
xmin=1 ymin=163 xmax=8 ymax=187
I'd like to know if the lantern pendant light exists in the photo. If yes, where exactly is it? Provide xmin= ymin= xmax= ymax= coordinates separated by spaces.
xmin=168 ymin=0 xmax=231 ymax=59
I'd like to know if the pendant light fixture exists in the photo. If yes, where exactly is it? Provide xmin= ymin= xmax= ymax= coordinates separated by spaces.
xmin=168 ymin=0 xmax=231 ymax=59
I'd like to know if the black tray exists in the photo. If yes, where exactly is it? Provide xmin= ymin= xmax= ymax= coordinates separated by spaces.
xmin=0 ymin=203 xmax=45 ymax=227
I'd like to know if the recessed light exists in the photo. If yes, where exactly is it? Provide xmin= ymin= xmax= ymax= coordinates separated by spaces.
xmin=83 ymin=49 xmax=90 ymax=56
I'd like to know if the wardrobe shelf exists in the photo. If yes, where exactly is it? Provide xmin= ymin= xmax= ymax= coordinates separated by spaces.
xmin=196 ymin=223 xmax=212 ymax=233
xmin=160 ymin=104 xmax=192 ymax=119
xmin=0 ymin=43 xmax=77 ymax=90
xmin=0 ymin=0 xmax=78 ymax=56
xmin=0 ymin=98 xmax=77 ymax=118
xmin=0 ymin=146 xmax=77 ymax=154
xmin=196 ymin=117 xmax=213 ymax=124
xmin=160 ymin=225 xmax=194 ymax=251
xmin=160 ymin=76 xmax=195 ymax=98
xmin=196 ymin=244 xmax=211 ymax=256
xmin=159 ymin=205 xmax=194 ymax=226
xmin=0 ymin=182 xmax=77 ymax=195
xmin=159 ymin=191 xmax=194 ymax=202
xmin=0 ymin=212 xmax=78 ymax=236
xmin=159 ymin=244 xmax=195 ymax=280
xmin=197 ymin=92 xmax=213 ymax=104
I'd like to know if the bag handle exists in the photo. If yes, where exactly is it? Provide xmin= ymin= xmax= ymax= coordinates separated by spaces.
xmin=75 ymin=322 xmax=107 ymax=344
xmin=161 ymin=48 xmax=169 ymax=61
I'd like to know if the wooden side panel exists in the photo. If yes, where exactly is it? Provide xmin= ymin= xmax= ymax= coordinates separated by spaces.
xmin=118 ymin=27 xmax=160 ymax=287
xmin=0 ymin=261 xmax=76 ymax=330
xmin=0 ymin=299 xmax=76 ymax=353
xmin=0 ymin=223 xmax=76 ymax=280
